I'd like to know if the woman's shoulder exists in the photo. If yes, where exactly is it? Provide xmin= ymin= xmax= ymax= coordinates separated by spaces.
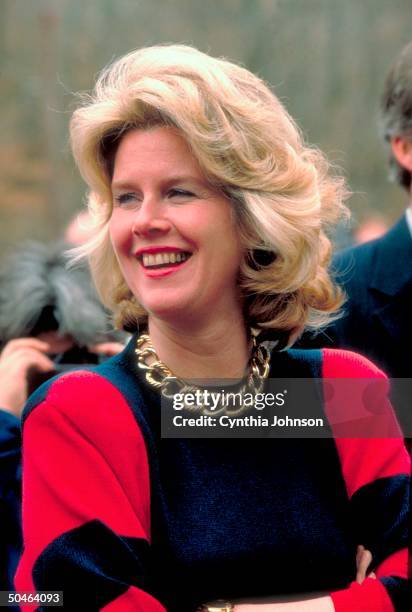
xmin=271 ymin=345 xmax=387 ymax=380
xmin=22 ymin=357 xmax=142 ymax=434
xmin=20 ymin=364 xmax=151 ymax=473
xmin=320 ymin=347 xmax=387 ymax=379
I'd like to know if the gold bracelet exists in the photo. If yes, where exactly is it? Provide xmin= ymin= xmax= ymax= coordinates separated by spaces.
xmin=197 ymin=601 xmax=234 ymax=612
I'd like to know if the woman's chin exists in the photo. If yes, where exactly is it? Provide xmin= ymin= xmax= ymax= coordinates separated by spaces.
xmin=143 ymin=297 xmax=196 ymax=324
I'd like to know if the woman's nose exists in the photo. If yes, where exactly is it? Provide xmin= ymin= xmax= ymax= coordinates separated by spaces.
xmin=131 ymin=198 xmax=172 ymax=237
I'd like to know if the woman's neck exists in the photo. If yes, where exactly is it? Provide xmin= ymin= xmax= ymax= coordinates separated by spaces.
xmin=147 ymin=313 xmax=250 ymax=380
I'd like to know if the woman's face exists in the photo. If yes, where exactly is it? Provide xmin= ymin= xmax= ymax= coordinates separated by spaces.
xmin=109 ymin=127 xmax=243 ymax=324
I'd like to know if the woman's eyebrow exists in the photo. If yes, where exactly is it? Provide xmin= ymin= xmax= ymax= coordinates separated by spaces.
xmin=111 ymin=179 xmax=139 ymax=191
xmin=161 ymin=175 xmax=208 ymax=187
xmin=111 ymin=175 xmax=209 ymax=191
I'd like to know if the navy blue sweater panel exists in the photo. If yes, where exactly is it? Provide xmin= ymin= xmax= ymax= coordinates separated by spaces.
xmin=0 ymin=410 xmax=22 ymax=593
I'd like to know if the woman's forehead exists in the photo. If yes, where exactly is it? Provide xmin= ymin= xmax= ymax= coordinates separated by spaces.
xmin=111 ymin=127 xmax=205 ymax=185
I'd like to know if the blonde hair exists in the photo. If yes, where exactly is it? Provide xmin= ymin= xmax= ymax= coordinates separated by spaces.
xmin=70 ymin=44 xmax=348 ymax=344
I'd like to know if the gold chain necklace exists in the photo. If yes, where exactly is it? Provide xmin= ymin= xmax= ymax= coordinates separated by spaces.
xmin=135 ymin=333 xmax=271 ymax=416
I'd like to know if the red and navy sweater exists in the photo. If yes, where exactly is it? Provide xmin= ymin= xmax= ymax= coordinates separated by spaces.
xmin=15 ymin=337 xmax=410 ymax=611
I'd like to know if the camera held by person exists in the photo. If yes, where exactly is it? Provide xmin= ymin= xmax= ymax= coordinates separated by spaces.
xmin=0 ymin=241 xmax=126 ymax=417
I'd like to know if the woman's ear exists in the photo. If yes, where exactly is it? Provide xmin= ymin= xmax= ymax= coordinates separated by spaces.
xmin=391 ymin=136 xmax=412 ymax=172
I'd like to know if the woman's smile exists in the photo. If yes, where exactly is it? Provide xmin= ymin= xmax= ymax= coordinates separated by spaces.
xmin=135 ymin=246 xmax=193 ymax=276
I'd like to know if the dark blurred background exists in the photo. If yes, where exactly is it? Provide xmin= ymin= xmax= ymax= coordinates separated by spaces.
xmin=2 ymin=0 xmax=412 ymax=255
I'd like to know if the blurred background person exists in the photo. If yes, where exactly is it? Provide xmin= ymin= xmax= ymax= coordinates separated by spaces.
xmin=0 ymin=239 xmax=125 ymax=590
xmin=353 ymin=214 xmax=389 ymax=245
xmin=0 ymin=240 xmax=125 ymax=416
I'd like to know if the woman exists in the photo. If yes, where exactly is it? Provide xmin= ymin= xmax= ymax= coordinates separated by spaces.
xmin=16 ymin=46 xmax=409 ymax=611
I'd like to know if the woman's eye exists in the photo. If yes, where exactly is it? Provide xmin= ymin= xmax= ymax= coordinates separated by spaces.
xmin=168 ymin=188 xmax=195 ymax=199
xmin=114 ymin=193 xmax=138 ymax=206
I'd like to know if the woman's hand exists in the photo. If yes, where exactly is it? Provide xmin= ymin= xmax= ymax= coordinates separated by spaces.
xmin=213 ymin=547 xmax=376 ymax=611
xmin=356 ymin=545 xmax=376 ymax=583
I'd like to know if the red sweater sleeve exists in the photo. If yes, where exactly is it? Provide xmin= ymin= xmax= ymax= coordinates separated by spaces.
xmin=322 ymin=349 xmax=410 ymax=612
xmin=15 ymin=371 xmax=165 ymax=612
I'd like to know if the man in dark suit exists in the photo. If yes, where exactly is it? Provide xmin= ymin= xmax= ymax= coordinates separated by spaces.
xmin=318 ymin=217 xmax=412 ymax=379
xmin=302 ymin=41 xmax=412 ymax=434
